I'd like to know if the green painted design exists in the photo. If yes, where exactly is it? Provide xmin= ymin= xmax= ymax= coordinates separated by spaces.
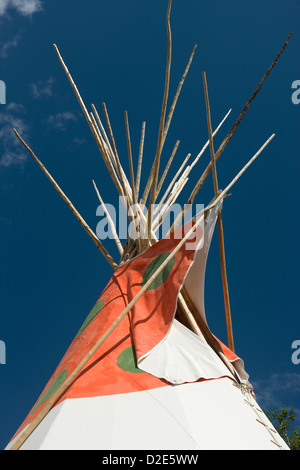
xmin=76 ymin=299 xmax=105 ymax=337
xmin=141 ymin=253 xmax=175 ymax=290
xmin=32 ymin=370 xmax=68 ymax=413
xmin=117 ymin=346 xmax=144 ymax=373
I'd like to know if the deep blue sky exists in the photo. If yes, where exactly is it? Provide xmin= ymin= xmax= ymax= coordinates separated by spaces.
xmin=0 ymin=0 xmax=299 ymax=449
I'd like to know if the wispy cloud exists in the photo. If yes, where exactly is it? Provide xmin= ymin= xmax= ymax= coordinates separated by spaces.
xmin=0 ymin=1 xmax=42 ymax=58
xmin=5 ymin=102 xmax=25 ymax=113
xmin=30 ymin=77 xmax=55 ymax=99
xmin=0 ymin=103 xmax=29 ymax=167
xmin=0 ymin=0 xmax=43 ymax=17
xmin=45 ymin=111 xmax=78 ymax=131
xmin=0 ymin=0 xmax=9 ymax=16
xmin=72 ymin=137 xmax=87 ymax=146
xmin=252 ymin=372 xmax=300 ymax=426
xmin=0 ymin=31 xmax=23 ymax=58
xmin=0 ymin=216 xmax=12 ymax=225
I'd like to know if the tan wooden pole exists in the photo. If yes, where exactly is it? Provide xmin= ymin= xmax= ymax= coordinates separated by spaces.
xmin=202 ymin=71 xmax=235 ymax=352
xmin=53 ymin=44 xmax=125 ymax=199
xmin=10 ymin=134 xmax=274 ymax=450
xmin=147 ymin=0 xmax=173 ymax=243
xmin=156 ymin=139 xmax=180 ymax=199
xmin=135 ymin=121 xmax=146 ymax=202
xmin=13 ymin=129 xmax=118 ymax=270
xmin=186 ymin=32 xmax=292 ymax=206
xmin=141 ymin=43 xmax=197 ymax=207
xmin=166 ymin=109 xmax=232 ymax=234
xmin=124 ymin=111 xmax=142 ymax=253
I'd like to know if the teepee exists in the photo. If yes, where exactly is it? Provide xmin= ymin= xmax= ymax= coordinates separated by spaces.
xmin=6 ymin=1 xmax=291 ymax=451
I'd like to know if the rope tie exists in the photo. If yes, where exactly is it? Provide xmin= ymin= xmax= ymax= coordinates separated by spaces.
xmin=232 ymin=382 xmax=285 ymax=450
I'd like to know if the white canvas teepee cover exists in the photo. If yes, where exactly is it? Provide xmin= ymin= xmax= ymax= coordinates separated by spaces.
xmin=6 ymin=205 xmax=289 ymax=450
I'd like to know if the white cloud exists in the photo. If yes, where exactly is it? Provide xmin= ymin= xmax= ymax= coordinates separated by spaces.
xmin=30 ymin=77 xmax=55 ymax=99
xmin=5 ymin=102 xmax=25 ymax=113
xmin=72 ymin=137 xmax=87 ymax=146
xmin=0 ymin=0 xmax=9 ymax=16
xmin=252 ymin=372 xmax=300 ymax=426
xmin=0 ymin=32 xmax=23 ymax=58
xmin=0 ymin=216 xmax=12 ymax=225
xmin=0 ymin=103 xmax=29 ymax=167
xmin=0 ymin=149 xmax=28 ymax=167
xmin=45 ymin=111 xmax=78 ymax=131
xmin=0 ymin=0 xmax=43 ymax=17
